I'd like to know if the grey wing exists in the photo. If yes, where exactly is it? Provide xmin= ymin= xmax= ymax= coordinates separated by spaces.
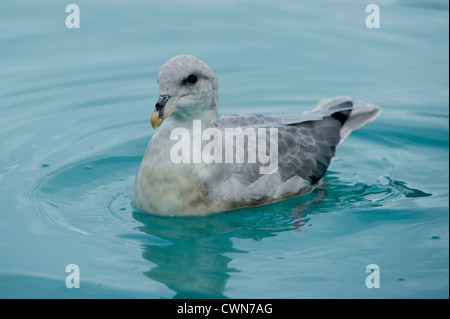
xmin=216 ymin=116 xmax=343 ymax=186
xmin=218 ymin=98 xmax=355 ymax=186
xmin=218 ymin=99 xmax=353 ymax=128
xmin=275 ymin=118 xmax=342 ymax=184
xmin=219 ymin=112 xmax=323 ymax=128
xmin=219 ymin=113 xmax=283 ymax=128
xmin=219 ymin=113 xmax=348 ymax=185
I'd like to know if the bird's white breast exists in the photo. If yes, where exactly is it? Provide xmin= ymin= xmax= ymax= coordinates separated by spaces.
xmin=132 ymin=126 xmax=221 ymax=215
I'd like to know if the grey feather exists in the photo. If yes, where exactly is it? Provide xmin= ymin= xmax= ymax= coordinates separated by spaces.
xmin=217 ymin=96 xmax=380 ymax=187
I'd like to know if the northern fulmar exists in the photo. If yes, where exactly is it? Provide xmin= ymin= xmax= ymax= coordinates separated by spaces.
xmin=132 ymin=55 xmax=380 ymax=216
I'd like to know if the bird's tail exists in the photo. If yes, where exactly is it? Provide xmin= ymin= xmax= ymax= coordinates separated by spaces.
xmin=312 ymin=96 xmax=381 ymax=146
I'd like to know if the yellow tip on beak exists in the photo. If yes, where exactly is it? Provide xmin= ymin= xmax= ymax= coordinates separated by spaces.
xmin=151 ymin=111 xmax=162 ymax=129
xmin=150 ymin=96 xmax=180 ymax=129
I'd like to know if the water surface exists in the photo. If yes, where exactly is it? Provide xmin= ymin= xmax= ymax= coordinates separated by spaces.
xmin=0 ymin=0 xmax=448 ymax=298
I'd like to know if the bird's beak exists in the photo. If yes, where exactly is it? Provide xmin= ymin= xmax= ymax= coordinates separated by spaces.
xmin=151 ymin=95 xmax=180 ymax=129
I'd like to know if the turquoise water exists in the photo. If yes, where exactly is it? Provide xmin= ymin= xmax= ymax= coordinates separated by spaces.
xmin=0 ymin=0 xmax=448 ymax=298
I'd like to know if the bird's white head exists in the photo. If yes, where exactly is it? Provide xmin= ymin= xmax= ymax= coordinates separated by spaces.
xmin=151 ymin=55 xmax=219 ymax=129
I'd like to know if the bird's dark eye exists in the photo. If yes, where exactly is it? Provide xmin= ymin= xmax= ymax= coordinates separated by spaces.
xmin=185 ymin=74 xmax=198 ymax=85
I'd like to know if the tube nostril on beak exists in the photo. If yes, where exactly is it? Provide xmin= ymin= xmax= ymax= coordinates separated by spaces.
xmin=155 ymin=95 xmax=170 ymax=111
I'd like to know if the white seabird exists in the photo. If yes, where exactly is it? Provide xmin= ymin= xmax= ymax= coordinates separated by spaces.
xmin=132 ymin=55 xmax=380 ymax=216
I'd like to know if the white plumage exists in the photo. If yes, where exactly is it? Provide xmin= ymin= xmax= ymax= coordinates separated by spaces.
xmin=132 ymin=55 xmax=380 ymax=216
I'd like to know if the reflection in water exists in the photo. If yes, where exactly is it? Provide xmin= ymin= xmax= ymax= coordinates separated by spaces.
xmin=27 ymin=154 xmax=435 ymax=298
xmin=132 ymin=191 xmax=323 ymax=298
xmin=131 ymin=173 xmax=433 ymax=298
xmin=133 ymin=213 xmax=236 ymax=298
xmin=290 ymin=189 xmax=327 ymax=231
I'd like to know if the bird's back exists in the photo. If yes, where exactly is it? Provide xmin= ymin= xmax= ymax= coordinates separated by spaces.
xmin=212 ymin=97 xmax=380 ymax=209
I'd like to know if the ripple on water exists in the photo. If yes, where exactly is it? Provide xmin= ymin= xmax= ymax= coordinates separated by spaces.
xmin=26 ymin=156 xmax=141 ymax=240
xmin=25 ymin=150 xmax=429 ymax=241
xmin=21 ymin=136 xmax=443 ymax=298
